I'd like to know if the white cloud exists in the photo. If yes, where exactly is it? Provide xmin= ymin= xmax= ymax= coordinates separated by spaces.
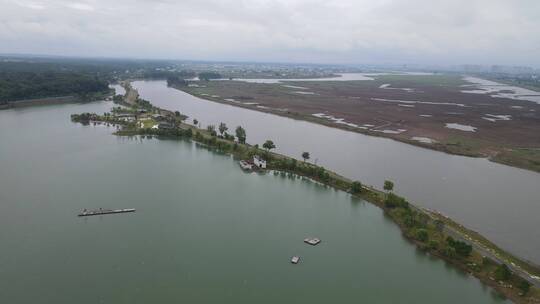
xmin=64 ymin=2 xmax=94 ymax=11
xmin=16 ymin=1 xmax=46 ymax=10
xmin=0 ymin=0 xmax=539 ymax=66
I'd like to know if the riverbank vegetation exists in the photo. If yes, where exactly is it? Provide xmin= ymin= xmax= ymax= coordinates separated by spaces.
xmin=70 ymin=84 xmax=539 ymax=303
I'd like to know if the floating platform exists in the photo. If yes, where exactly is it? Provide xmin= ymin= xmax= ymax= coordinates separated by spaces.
xmin=78 ymin=208 xmax=136 ymax=217
xmin=291 ymin=256 xmax=300 ymax=264
xmin=304 ymin=237 xmax=321 ymax=246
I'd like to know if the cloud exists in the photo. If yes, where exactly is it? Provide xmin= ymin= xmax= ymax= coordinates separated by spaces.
xmin=64 ymin=2 xmax=94 ymax=11
xmin=0 ymin=0 xmax=539 ymax=66
xmin=15 ymin=1 xmax=46 ymax=10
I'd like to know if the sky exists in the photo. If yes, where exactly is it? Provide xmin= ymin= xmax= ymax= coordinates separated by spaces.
xmin=1 ymin=0 xmax=539 ymax=66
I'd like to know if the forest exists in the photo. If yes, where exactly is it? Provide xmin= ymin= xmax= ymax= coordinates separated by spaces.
xmin=0 ymin=71 xmax=110 ymax=103
xmin=0 ymin=57 xmax=172 ymax=103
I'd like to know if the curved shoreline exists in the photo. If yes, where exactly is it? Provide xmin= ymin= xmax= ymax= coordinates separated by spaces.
xmin=0 ymin=90 xmax=114 ymax=110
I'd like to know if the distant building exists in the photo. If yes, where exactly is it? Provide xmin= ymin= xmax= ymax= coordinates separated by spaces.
xmin=115 ymin=113 xmax=135 ymax=118
xmin=253 ymin=155 xmax=266 ymax=169
xmin=158 ymin=122 xmax=174 ymax=130
xmin=152 ymin=114 xmax=167 ymax=121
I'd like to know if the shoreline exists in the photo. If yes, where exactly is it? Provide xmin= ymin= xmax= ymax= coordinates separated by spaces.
xmin=174 ymin=84 xmax=540 ymax=173
xmin=70 ymin=84 xmax=540 ymax=303
xmin=0 ymin=90 xmax=114 ymax=110
xmin=1 ymin=96 xmax=80 ymax=109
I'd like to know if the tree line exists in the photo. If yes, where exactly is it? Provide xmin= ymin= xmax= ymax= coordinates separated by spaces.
xmin=0 ymin=71 xmax=109 ymax=103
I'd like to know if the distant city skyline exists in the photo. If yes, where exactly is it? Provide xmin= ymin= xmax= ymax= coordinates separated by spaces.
xmin=1 ymin=0 xmax=539 ymax=67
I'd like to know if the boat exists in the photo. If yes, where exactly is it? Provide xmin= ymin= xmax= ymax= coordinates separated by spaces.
xmin=78 ymin=208 xmax=136 ymax=217
xmin=304 ymin=237 xmax=321 ymax=246
xmin=239 ymin=160 xmax=253 ymax=170
xmin=291 ymin=256 xmax=300 ymax=264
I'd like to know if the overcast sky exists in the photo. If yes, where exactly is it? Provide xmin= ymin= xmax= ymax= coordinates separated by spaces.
xmin=1 ymin=0 xmax=539 ymax=66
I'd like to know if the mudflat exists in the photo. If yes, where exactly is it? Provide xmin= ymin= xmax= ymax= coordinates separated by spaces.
xmin=180 ymin=74 xmax=540 ymax=172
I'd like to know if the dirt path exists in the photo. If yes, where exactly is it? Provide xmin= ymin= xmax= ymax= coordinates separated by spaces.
xmin=121 ymin=82 xmax=139 ymax=105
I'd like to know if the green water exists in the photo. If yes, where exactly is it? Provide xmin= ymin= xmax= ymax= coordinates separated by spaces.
xmin=0 ymin=102 xmax=507 ymax=303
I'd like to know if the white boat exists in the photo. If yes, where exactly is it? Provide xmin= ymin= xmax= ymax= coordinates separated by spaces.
xmin=239 ymin=160 xmax=253 ymax=170
xmin=291 ymin=256 xmax=300 ymax=264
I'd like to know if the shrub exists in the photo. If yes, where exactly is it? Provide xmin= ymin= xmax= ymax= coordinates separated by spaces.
xmin=415 ymin=229 xmax=429 ymax=242
xmin=443 ymin=246 xmax=457 ymax=259
xmin=446 ymin=237 xmax=472 ymax=257
xmin=385 ymin=193 xmax=409 ymax=209
xmin=494 ymin=264 xmax=511 ymax=281
xmin=351 ymin=181 xmax=363 ymax=194
xmin=517 ymin=278 xmax=531 ymax=295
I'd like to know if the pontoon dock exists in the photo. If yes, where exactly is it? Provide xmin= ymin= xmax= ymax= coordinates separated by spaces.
xmin=304 ymin=237 xmax=321 ymax=246
xmin=78 ymin=208 xmax=136 ymax=217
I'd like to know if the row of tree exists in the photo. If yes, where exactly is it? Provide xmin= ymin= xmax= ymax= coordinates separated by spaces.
xmin=0 ymin=71 xmax=109 ymax=103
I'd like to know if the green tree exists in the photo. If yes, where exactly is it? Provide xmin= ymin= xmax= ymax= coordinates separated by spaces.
xmin=198 ymin=72 xmax=222 ymax=81
xmin=428 ymin=240 xmax=439 ymax=250
xmin=218 ymin=122 xmax=228 ymax=136
xmin=385 ymin=192 xmax=409 ymax=209
xmin=415 ymin=229 xmax=429 ymax=242
xmin=302 ymin=152 xmax=310 ymax=162
xmin=517 ymin=278 xmax=531 ymax=295
xmin=263 ymin=140 xmax=276 ymax=152
xmin=494 ymin=264 xmax=511 ymax=281
xmin=351 ymin=181 xmax=362 ymax=194
xmin=446 ymin=237 xmax=472 ymax=257
xmin=193 ymin=118 xmax=198 ymax=126
xmin=175 ymin=111 xmax=181 ymax=117
xmin=207 ymin=125 xmax=217 ymax=136
xmin=384 ymin=180 xmax=394 ymax=192
xmin=235 ymin=126 xmax=246 ymax=144
xmin=443 ymin=246 xmax=457 ymax=259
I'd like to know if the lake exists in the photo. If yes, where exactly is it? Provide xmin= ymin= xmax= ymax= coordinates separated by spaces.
xmin=131 ymin=80 xmax=540 ymax=265
xmin=0 ymin=102 xmax=507 ymax=303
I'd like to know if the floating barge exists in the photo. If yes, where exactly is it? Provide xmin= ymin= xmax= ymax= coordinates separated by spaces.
xmin=304 ymin=237 xmax=321 ymax=246
xmin=291 ymin=256 xmax=300 ymax=264
xmin=78 ymin=208 xmax=136 ymax=217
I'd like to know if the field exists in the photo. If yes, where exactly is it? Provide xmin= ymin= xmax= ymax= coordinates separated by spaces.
xmin=180 ymin=74 xmax=540 ymax=172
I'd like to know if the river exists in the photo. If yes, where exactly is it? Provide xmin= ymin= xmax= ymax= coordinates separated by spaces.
xmin=0 ymin=102 xmax=508 ymax=303
xmin=130 ymin=80 xmax=540 ymax=265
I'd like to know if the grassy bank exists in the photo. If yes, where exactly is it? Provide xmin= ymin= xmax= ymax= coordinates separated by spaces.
xmin=70 ymin=87 xmax=540 ymax=303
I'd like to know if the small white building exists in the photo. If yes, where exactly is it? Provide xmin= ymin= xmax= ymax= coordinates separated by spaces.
xmin=253 ymin=155 xmax=267 ymax=169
